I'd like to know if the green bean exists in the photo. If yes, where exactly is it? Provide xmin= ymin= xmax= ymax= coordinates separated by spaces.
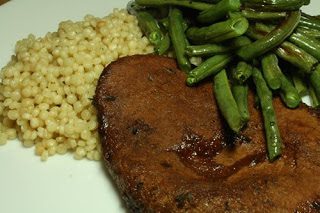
xmin=299 ymin=13 xmax=320 ymax=31
xmin=135 ymin=0 xmax=213 ymax=10
xmin=228 ymin=11 xmax=243 ymax=19
xmin=241 ymin=0 xmax=310 ymax=11
xmin=245 ymin=25 xmax=265 ymax=40
xmin=261 ymin=53 xmax=282 ymax=90
xmin=127 ymin=1 xmax=144 ymax=15
xmin=213 ymin=69 xmax=244 ymax=133
xmin=309 ymin=85 xmax=320 ymax=108
xmin=252 ymin=23 xmax=319 ymax=45
xmin=292 ymin=73 xmax=308 ymax=97
xmin=237 ymin=11 xmax=301 ymax=61
xmin=157 ymin=6 xmax=170 ymax=18
xmin=160 ymin=17 xmax=188 ymax=31
xmin=232 ymin=61 xmax=252 ymax=84
xmin=227 ymin=35 xmax=252 ymax=48
xmin=296 ymin=27 xmax=320 ymax=39
xmin=197 ymin=0 xmax=222 ymax=2
xmin=275 ymin=41 xmax=318 ymax=74
xmin=136 ymin=11 xmax=163 ymax=45
xmin=156 ymin=33 xmax=171 ymax=55
xmin=232 ymin=83 xmax=250 ymax=123
xmin=136 ymin=11 xmax=170 ymax=55
xmin=185 ymin=36 xmax=251 ymax=57
xmin=185 ymin=44 xmax=230 ymax=57
xmin=288 ymin=32 xmax=320 ymax=61
xmin=245 ymin=23 xmax=318 ymax=73
xmin=301 ymin=13 xmax=318 ymax=19
xmin=252 ymin=67 xmax=282 ymax=161
xmin=160 ymin=17 xmax=169 ymax=29
xmin=310 ymin=64 xmax=320 ymax=101
xmin=197 ymin=0 xmax=241 ymax=24
xmin=241 ymin=9 xmax=287 ymax=20
xmin=279 ymin=73 xmax=301 ymax=108
xmin=168 ymin=8 xmax=191 ymax=72
xmin=187 ymin=54 xmax=232 ymax=86
xmin=187 ymin=16 xmax=249 ymax=43
xmin=254 ymin=22 xmax=276 ymax=32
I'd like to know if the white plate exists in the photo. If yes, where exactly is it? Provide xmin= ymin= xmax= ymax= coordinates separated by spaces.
xmin=0 ymin=1 xmax=319 ymax=213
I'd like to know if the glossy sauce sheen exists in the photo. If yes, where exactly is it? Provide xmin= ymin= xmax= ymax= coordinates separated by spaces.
xmin=94 ymin=55 xmax=320 ymax=212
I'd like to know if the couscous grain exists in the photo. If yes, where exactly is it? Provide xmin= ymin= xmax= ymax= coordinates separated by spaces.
xmin=0 ymin=9 xmax=154 ymax=160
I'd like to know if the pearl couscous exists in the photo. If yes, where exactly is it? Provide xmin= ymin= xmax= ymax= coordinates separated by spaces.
xmin=0 ymin=9 xmax=154 ymax=161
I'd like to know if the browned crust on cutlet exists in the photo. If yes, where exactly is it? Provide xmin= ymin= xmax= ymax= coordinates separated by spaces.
xmin=94 ymin=54 xmax=320 ymax=213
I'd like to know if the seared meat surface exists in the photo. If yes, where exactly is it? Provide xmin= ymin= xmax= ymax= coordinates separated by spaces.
xmin=94 ymin=55 xmax=320 ymax=212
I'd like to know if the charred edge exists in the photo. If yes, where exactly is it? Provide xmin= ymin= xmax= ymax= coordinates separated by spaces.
xmin=220 ymin=116 xmax=238 ymax=148
xmin=160 ymin=161 xmax=172 ymax=169
xmin=174 ymin=131 xmax=266 ymax=179
xmin=132 ymin=127 xmax=139 ymax=135
xmin=175 ymin=192 xmax=193 ymax=209
xmin=234 ymin=134 xmax=251 ymax=144
xmin=295 ymin=198 xmax=320 ymax=212
xmin=89 ymin=97 xmax=96 ymax=106
xmin=307 ymin=105 xmax=320 ymax=118
xmin=105 ymin=95 xmax=117 ymax=102
xmin=284 ymin=135 xmax=301 ymax=168
xmin=163 ymin=66 xmax=176 ymax=74
xmin=122 ymin=192 xmax=145 ymax=213
xmin=147 ymin=73 xmax=154 ymax=81
xmin=128 ymin=119 xmax=154 ymax=135
xmin=311 ymin=200 xmax=320 ymax=210
xmin=135 ymin=181 xmax=144 ymax=191
xmin=103 ymin=150 xmax=113 ymax=164
xmin=177 ymin=129 xmax=225 ymax=156
xmin=224 ymin=201 xmax=232 ymax=212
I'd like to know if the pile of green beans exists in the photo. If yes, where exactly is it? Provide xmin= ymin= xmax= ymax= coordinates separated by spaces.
xmin=130 ymin=0 xmax=320 ymax=161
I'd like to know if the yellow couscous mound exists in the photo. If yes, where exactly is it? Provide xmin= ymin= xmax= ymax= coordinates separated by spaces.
xmin=0 ymin=9 xmax=154 ymax=161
